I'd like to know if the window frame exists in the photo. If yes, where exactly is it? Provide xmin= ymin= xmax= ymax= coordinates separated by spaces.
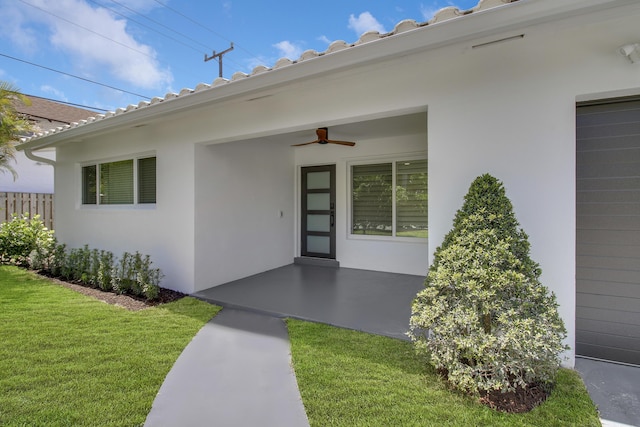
xmin=348 ymin=154 xmax=427 ymax=242
xmin=80 ymin=153 xmax=156 ymax=209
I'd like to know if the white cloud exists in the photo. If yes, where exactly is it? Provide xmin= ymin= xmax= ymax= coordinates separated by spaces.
xmin=273 ymin=41 xmax=303 ymax=60
xmin=0 ymin=1 xmax=39 ymax=53
xmin=421 ymin=1 xmax=464 ymax=21
xmin=5 ymin=0 xmax=173 ymax=90
xmin=40 ymin=85 xmax=69 ymax=102
xmin=348 ymin=12 xmax=386 ymax=36
xmin=317 ymin=35 xmax=332 ymax=45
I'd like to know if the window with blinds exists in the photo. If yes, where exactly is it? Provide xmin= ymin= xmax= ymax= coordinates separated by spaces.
xmin=138 ymin=157 xmax=156 ymax=204
xmin=351 ymin=158 xmax=427 ymax=238
xmin=82 ymin=165 xmax=97 ymax=205
xmin=396 ymin=160 xmax=427 ymax=238
xmin=100 ymin=160 xmax=133 ymax=204
xmin=82 ymin=156 xmax=156 ymax=206
xmin=352 ymin=163 xmax=393 ymax=235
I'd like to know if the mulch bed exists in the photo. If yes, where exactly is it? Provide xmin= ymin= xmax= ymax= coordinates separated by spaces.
xmin=438 ymin=367 xmax=551 ymax=413
xmin=479 ymin=382 xmax=550 ymax=413
xmin=40 ymin=274 xmax=186 ymax=311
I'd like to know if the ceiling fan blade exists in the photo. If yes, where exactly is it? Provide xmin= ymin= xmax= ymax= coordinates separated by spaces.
xmin=291 ymin=140 xmax=319 ymax=147
xmin=327 ymin=140 xmax=356 ymax=146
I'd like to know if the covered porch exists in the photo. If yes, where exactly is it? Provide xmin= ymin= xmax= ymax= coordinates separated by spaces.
xmin=192 ymin=263 xmax=426 ymax=340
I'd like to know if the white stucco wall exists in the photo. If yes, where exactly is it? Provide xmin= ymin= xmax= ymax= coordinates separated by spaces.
xmin=54 ymin=123 xmax=197 ymax=294
xmin=193 ymin=139 xmax=295 ymax=290
xmin=0 ymin=149 xmax=54 ymax=193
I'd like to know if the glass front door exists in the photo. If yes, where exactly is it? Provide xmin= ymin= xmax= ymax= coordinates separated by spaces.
xmin=301 ymin=165 xmax=336 ymax=259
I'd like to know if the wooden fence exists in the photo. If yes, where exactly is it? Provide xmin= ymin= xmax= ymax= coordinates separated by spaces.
xmin=0 ymin=192 xmax=54 ymax=230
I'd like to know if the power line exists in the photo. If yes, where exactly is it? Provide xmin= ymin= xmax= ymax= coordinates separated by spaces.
xmin=17 ymin=0 xmax=228 ymax=82
xmin=149 ymin=0 xmax=263 ymax=64
xmin=101 ymin=0 xmax=214 ymax=52
xmin=0 ymin=52 xmax=152 ymax=100
xmin=85 ymin=0 xmax=203 ymax=54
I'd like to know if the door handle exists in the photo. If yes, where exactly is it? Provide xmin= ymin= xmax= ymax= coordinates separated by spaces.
xmin=330 ymin=212 xmax=335 ymax=227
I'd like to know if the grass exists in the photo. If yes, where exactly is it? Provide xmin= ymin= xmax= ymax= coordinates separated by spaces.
xmin=0 ymin=265 xmax=601 ymax=426
xmin=0 ymin=265 xmax=220 ymax=427
xmin=288 ymin=319 xmax=601 ymax=427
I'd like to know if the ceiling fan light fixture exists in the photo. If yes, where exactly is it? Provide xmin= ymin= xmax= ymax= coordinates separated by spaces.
xmin=291 ymin=127 xmax=356 ymax=147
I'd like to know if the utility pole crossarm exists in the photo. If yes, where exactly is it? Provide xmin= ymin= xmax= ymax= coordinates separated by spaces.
xmin=204 ymin=43 xmax=234 ymax=78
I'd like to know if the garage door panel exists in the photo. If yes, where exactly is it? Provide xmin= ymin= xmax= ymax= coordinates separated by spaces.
xmin=576 ymin=260 xmax=640 ymax=284
xmin=578 ymin=256 xmax=640 ymax=273
xmin=578 ymin=242 xmax=640 ymax=258
xmin=577 ymin=229 xmax=640 ymax=246
xmin=577 ymin=176 xmax=640 ymax=191
xmin=577 ymin=214 xmax=640 ymax=230
xmin=577 ymin=318 xmax=640 ymax=339
xmin=578 ymin=135 xmax=640 ymax=152
xmin=577 ymin=162 xmax=640 ymax=180
xmin=577 ymin=147 xmax=640 ymax=165
xmin=576 ymin=190 xmax=640 ymax=204
xmin=575 ymin=343 xmax=640 ymax=366
xmin=577 ymin=330 xmax=640 ymax=353
xmin=577 ymin=292 xmax=640 ymax=312
xmin=577 ymin=99 xmax=640 ymax=364
xmin=577 ymin=306 xmax=640 ymax=327
xmin=577 ymin=100 xmax=640 ymax=115
xmin=576 ymin=279 xmax=640 ymax=299
xmin=576 ymin=105 xmax=640 ymax=128
xmin=576 ymin=202 xmax=640 ymax=216
xmin=576 ymin=121 xmax=640 ymax=140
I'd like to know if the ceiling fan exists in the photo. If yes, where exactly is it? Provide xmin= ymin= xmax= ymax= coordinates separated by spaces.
xmin=292 ymin=127 xmax=356 ymax=147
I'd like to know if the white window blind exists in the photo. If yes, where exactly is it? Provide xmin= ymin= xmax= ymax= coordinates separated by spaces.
xmin=100 ymin=160 xmax=134 ymax=205
xmin=352 ymin=163 xmax=393 ymax=236
xmin=138 ymin=157 xmax=156 ymax=204
xmin=81 ymin=156 xmax=156 ymax=206
xmin=351 ymin=158 xmax=427 ymax=238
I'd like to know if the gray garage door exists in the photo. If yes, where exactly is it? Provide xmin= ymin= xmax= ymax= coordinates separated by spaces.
xmin=576 ymin=98 xmax=640 ymax=366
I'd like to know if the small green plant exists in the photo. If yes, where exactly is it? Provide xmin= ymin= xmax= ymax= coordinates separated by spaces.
xmin=409 ymin=174 xmax=567 ymax=399
xmin=97 ymin=250 xmax=114 ymax=291
xmin=1 ymin=214 xmax=163 ymax=300
xmin=0 ymin=213 xmax=54 ymax=266
xmin=48 ymin=241 xmax=67 ymax=277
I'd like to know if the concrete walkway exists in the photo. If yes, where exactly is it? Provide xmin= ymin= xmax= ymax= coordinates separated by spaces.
xmin=146 ymin=265 xmax=639 ymax=426
xmin=144 ymin=308 xmax=309 ymax=427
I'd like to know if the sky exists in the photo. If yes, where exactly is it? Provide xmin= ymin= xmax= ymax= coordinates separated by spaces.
xmin=0 ymin=0 xmax=480 ymax=113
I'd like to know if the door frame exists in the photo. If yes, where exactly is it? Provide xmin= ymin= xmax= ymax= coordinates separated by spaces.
xmin=300 ymin=164 xmax=336 ymax=259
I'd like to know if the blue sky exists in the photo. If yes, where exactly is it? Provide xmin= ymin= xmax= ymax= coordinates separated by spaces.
xmin=0 ymin=0 xmax=479 ymax=112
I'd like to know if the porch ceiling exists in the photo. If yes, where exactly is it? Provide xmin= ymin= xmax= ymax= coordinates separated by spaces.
xmin=215 ymin=111 xmax=428 ymax=147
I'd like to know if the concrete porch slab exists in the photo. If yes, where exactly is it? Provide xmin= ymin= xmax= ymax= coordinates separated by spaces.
xmin=193 ymin=264 xmax=426 ymax=341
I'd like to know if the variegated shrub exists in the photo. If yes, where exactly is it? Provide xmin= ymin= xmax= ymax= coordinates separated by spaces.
xmin=408 ymin=174 xmax=567 ymax=395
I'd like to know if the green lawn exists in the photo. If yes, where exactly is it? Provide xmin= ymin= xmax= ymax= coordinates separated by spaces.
xmin=288 ymin=319 xmax=601 ymax=427
xmin=0 ymin=266 xmax=601 ymax=427
xmin=0 ymin=266 xmax=220 ymax=427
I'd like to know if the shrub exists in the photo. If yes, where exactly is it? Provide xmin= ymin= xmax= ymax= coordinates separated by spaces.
xmin=21 ymin=233 xmax=161 ymax=300
xmin=0 ymin=214 xmax=54 ymax=266
xmin=408 ymin=174 xmax=567 ymax=396
xmin=97 ymin=250 xmax=115 ymax=292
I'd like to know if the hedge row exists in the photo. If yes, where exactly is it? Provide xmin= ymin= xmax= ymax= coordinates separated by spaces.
xmin=0 ymin=214 xmax=162 ymax=300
